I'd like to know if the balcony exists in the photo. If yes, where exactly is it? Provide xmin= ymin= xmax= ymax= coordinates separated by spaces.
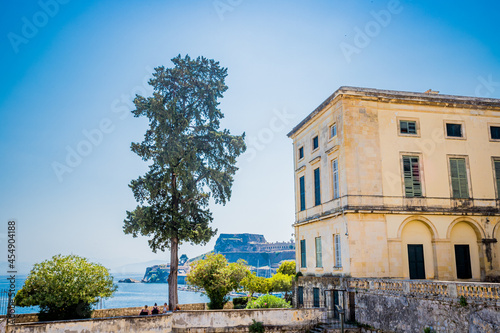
xmin=295 ymin=195 xmax=500 ymax=224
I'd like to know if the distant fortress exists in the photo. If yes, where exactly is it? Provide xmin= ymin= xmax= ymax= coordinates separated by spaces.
xmin=136 ymin=233 xmax=295 ymax=283
xmin=213 ymin=233 xmax=295 ymax=275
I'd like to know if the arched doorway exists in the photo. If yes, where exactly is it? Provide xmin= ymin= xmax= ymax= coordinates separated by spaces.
xmin=401 ymin=220 xmax=435 ymax=279
xmin=449 ymin=221 xmax=482 ymax=280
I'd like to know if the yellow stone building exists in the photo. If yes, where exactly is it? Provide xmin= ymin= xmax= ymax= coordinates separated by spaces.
xmin=287 ymin=87 xmax=500 ymax=282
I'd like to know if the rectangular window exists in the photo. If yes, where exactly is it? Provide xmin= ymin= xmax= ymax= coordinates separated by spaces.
xmin=332 ymin=159 xmax=339 ymax=199
xmin=298 ymin=146 xmax=304 ymax=159
xmin=330 ymin=123 xmax=337 ymax=138
xmin=494 ymin=160 xmax=500 ymax=198
xmin=446 ymin=123 xmax=463 ymax=137
xmin=300 ymin=239 xmax=306 ymax=268
xmin=403 ymin=156 xmax=422 ymax=197
xmin=449 ymin=158 xmax=469 ymax=198
xmin=314 ymin=168 xmax=321 ymax=206
xmin=313 ymin=288 xmax=320 ymax=308
xmin=400 ymin=120 xmax=417 ymax=135
xmin=299 ymin=176 xmax=306 ymax=211
xmin=312 ymin=136 xmax=319 ymax=150
xmin=315 ymin=237 xmax=322 ymax=268
xmin=334 ymin=234 xmax=342 ymax=267
xmin=491 ymin=126 xmax=500 ymax=140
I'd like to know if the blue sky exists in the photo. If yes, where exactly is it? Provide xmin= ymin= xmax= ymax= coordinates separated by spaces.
xmin=1 ymin=0 xmax=499 ymax=273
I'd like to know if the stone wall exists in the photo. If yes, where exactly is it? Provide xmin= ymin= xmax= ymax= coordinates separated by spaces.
xmin=295 ymin=276 xmax=500 ymax=333
xmin=3 ymin=308 xmax=324 ymax=333
xmin=6 ymin=314 xmax=173 ymax=333
xmin=355 ymin=292 xmax=500 ymax=333
xmin=171 ymin=308 xmax=322 ymax=333
xmin=4 ymin=303 xmax=216 ymax=324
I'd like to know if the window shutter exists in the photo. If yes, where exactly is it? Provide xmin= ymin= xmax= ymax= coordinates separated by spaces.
xmin=300 ymin=239 xmax=306 ymax=268
xmin=315 ymin=237 xmax=322 ymax=268
xmin=495 ymin=160 xmax=500 ymax=197
xmin=314 ymin=168 xmax=321 ymax=205
xmin=450 ymin=158 xmax=469 ymax=198
xmin=335 ymin=234 xmax=342 ymax=267
xmin=403 ymin=156 xmax=422 ymax=197
xmin=333 ymin=159 xmax=339 ymax=199
xmin=299 ymin=176 xmax=305 ymax=211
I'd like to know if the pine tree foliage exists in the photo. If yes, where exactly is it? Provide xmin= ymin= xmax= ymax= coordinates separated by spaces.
xmin=123 ymin=55 xmax=246 ymax=309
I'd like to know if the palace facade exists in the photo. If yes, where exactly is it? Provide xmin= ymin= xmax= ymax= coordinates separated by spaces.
xmin=287 ymin=87 xmax=500 ymax=283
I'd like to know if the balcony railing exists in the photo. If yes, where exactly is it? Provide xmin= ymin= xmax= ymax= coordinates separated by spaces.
xmin=345 ymin=277 xmax=500 ymax=302
xmin=296 ymin=194 xmax=499 ymax=223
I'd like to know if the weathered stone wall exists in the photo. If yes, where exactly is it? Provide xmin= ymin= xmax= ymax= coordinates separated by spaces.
xmin=172 ymin=308 xmax=323 ymax=333
xmin=295 ymin=276 xmax=500 ymax=332
xmin=5 ymin=308 xmax=324 ymax=333
xmin=5 ymin=303 xmax=216 ymax=324
xmin=355 ymin=292 xmax=500 ymax=333
xmin=7 ymin=314 xmax=173 ymax=333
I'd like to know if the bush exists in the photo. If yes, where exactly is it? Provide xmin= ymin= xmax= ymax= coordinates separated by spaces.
xmin=249 ymin=319 xmax=264 ymax=333
xmin=246 ymin=294 xmax=291 ymax=309
xmin=14 ymin=254 xmax=116 ymax=321
xmin=186 ymin=254 xmax=249 ymax=309
xmin=233 ymin=297 xmax=249 ymax=309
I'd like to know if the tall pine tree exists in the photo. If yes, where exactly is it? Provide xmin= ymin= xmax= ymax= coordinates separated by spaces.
xmin=124 ymin=55 xmax=246 ymax=309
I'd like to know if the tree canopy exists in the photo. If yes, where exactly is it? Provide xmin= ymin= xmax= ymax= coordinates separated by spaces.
xmin=240 ymin=272 xmax=270 ymax=297
xmin=186 ymin=253 xmax=248 ymax=309
xmin=14 ymin=255 xmax=116 ymax=321
xmin=277 ymin=260 xmax=296 ymax=276
xmin=123 ymin=55 xmax=246 ymax=308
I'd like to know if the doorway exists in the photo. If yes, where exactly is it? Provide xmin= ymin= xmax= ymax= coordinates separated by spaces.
xmin=454 ymin=244 xmax=472 ymax=279
xmin=408 ymin=244 xmax=426 ymax=279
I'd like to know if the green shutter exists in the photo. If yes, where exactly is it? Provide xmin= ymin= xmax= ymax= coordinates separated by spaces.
xmin=300 ymin=239 xmax=306 ymax=268
xmin=299 ymin=176 xmax=305 ymax=211
xmin=403 ymin=156 xmax=422 ymax=197
xmin=314 ymin=168 xmax=321 ymax=205
xmin=495 ymin=160 xmax=500 ymax=198
xmin=450 ymin=158 xmax=469 ymax=198
xmin=315 ymin=237 xmax=322 ymax=268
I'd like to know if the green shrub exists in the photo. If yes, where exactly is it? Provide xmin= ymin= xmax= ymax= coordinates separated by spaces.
xmin=249 ymin=319 xmax=264 ymax=333
xmin=15 ymin=255 xmax=116 ymax=321
xmin=423 ymin=327 xmax=436 ymax=333
xmin=246 ymin=294 xmax=291 ymax=309
xmin=459 ymin=296 xmax=468 ymax=307
xmin=233 ymin=297 xmax=248 ymax=309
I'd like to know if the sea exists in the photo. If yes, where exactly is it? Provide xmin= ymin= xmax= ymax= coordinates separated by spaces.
xmin=0 ymin=273 xmax=209 ymax=315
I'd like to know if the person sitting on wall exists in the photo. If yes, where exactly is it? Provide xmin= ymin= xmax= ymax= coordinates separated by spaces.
xmin=139 ymin=305 xmax=150 ymax=315
xmin=174 ymin=305 xmax=181 ymax=312
xmin=151 ymin=303 xmax=159 ymax=315
xmin=163 ymin=303 xmax=171 ymax=313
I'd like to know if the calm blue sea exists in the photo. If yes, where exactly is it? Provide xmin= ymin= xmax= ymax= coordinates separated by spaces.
xmin=0 ymin=273 xmax=209 ymax=314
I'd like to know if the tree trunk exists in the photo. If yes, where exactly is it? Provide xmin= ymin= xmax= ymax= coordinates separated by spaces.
xmin=168 ymin=236 xmax=179 ymax=310
xmin=169 ymin=171 xmax=179 ymax=310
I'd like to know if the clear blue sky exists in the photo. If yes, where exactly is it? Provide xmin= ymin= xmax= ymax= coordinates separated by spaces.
xmin=1 ymin=0 xmax=499 ymax=273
